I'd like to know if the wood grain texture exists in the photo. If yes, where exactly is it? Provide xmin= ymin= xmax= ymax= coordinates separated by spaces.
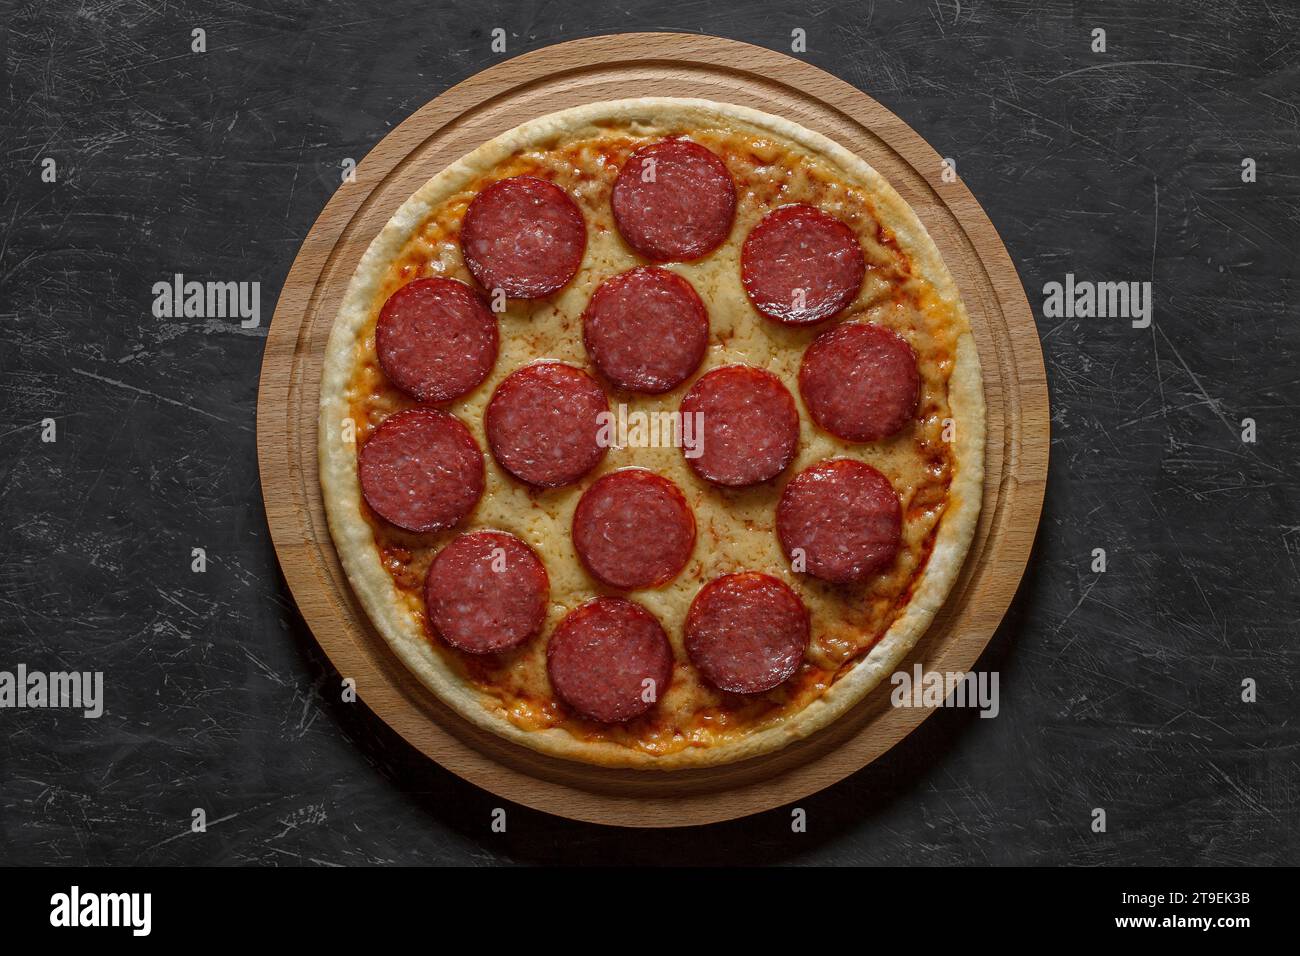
xmin=256 ymin=33 xmax=1048 ymax=826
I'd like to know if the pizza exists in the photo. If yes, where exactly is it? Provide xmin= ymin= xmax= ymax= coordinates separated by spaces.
xmin=319 ymin=98 xmax=984 ymax=769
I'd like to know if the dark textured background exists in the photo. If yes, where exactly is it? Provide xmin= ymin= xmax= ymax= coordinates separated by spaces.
xmin=2 ymin=0 xmax=1297 ymax=866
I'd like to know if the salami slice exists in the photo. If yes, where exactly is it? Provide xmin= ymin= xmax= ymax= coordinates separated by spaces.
xmin=484 ymin=361 xmax=609 ymax=488
xmin=582 ymin=267 xmax=709 ymax=394
xmin=571 ymin=469 xmax=695 ymax=590
xmin=776 ymin=458 xmax=902 ymax=584
xmin=799 ymin=322 xmax=919 ymax=442
xmin=358 ymin=408 xmax=484 ymax=533
xmin=460 ymin=176 xmax=586 ymax=299
xmin=546 ymin=597 xmax=673 ymax=723
xmin=424 ymin=530 xmax=549 ymax=654
xmin=375 ymin=278 xmax=499 ymax=403
xmin=684 ymin=572 xmax=810 ymax=694
xmin=679 ymin=365 xmax=800 ymax=487
xmin=741 ymin=204 xmax=865 ymax=325
xmin=611 ymin=138 xmax=736 ymax=262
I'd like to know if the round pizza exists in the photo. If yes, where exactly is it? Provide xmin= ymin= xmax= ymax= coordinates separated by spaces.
xmin=319 ymin=98 xmax=985 ymax=769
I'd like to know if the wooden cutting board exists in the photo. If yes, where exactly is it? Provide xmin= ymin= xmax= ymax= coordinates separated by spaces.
xmin=256 ymin=32 xmax=1049 ymax=827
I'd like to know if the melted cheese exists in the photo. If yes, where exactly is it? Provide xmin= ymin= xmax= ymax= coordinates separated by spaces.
xmin=347 ymin=123 xmax=958 ymax=756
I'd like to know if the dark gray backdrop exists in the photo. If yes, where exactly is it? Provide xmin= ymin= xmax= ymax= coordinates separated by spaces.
xmin=2 ymin=0 xmax=1296 ymax=865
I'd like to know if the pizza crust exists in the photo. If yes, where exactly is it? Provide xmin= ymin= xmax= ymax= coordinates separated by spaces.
xmin=320 ymin=98 xmax=985 ymax=769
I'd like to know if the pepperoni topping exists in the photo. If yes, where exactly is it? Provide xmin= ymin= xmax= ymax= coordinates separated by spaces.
xmin=611 ymin=138 xmax=736 ymax=262
xmin=685 ymin=572 xmax=810 ymax=694
xmin=358 ymin=408 xmax=484 ymax=533
xmin=460 ymin=176 xmax=586 ymax=298
xmin=776 ymin=459 xmax=902 ymax=584
xmin=424 ymin=531 xmax=548 ymax=654
xmin=741 ymin=204 xmax=865 ymax=325
xmin=484 ymin=362 xmax=609 ymax=488
xmin=582 ymin=267 xmax=709 ymax=394
xmin=375 ymin=278 xmax=499 ymax=403
xmin=799 ymin=322 xmax=920 ymax=442
xmin=572 ymin=469 xmax=695 ymax=590
xmin=546 ymin=597 xmax=673 ymax=723
xmin=679 ymin=365 xmax=800 ymax=487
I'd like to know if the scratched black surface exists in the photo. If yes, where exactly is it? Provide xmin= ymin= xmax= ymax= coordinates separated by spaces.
xmin=1 ymin=0 xmax=1297 ymax=866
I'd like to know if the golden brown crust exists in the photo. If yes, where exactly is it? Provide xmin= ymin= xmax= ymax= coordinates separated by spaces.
xmin=319 ymin=98 xmax=984 ymax=769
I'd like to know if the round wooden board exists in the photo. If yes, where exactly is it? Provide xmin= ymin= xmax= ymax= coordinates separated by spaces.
xmin=257 ymin=33 xmax=1048 ymax=827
